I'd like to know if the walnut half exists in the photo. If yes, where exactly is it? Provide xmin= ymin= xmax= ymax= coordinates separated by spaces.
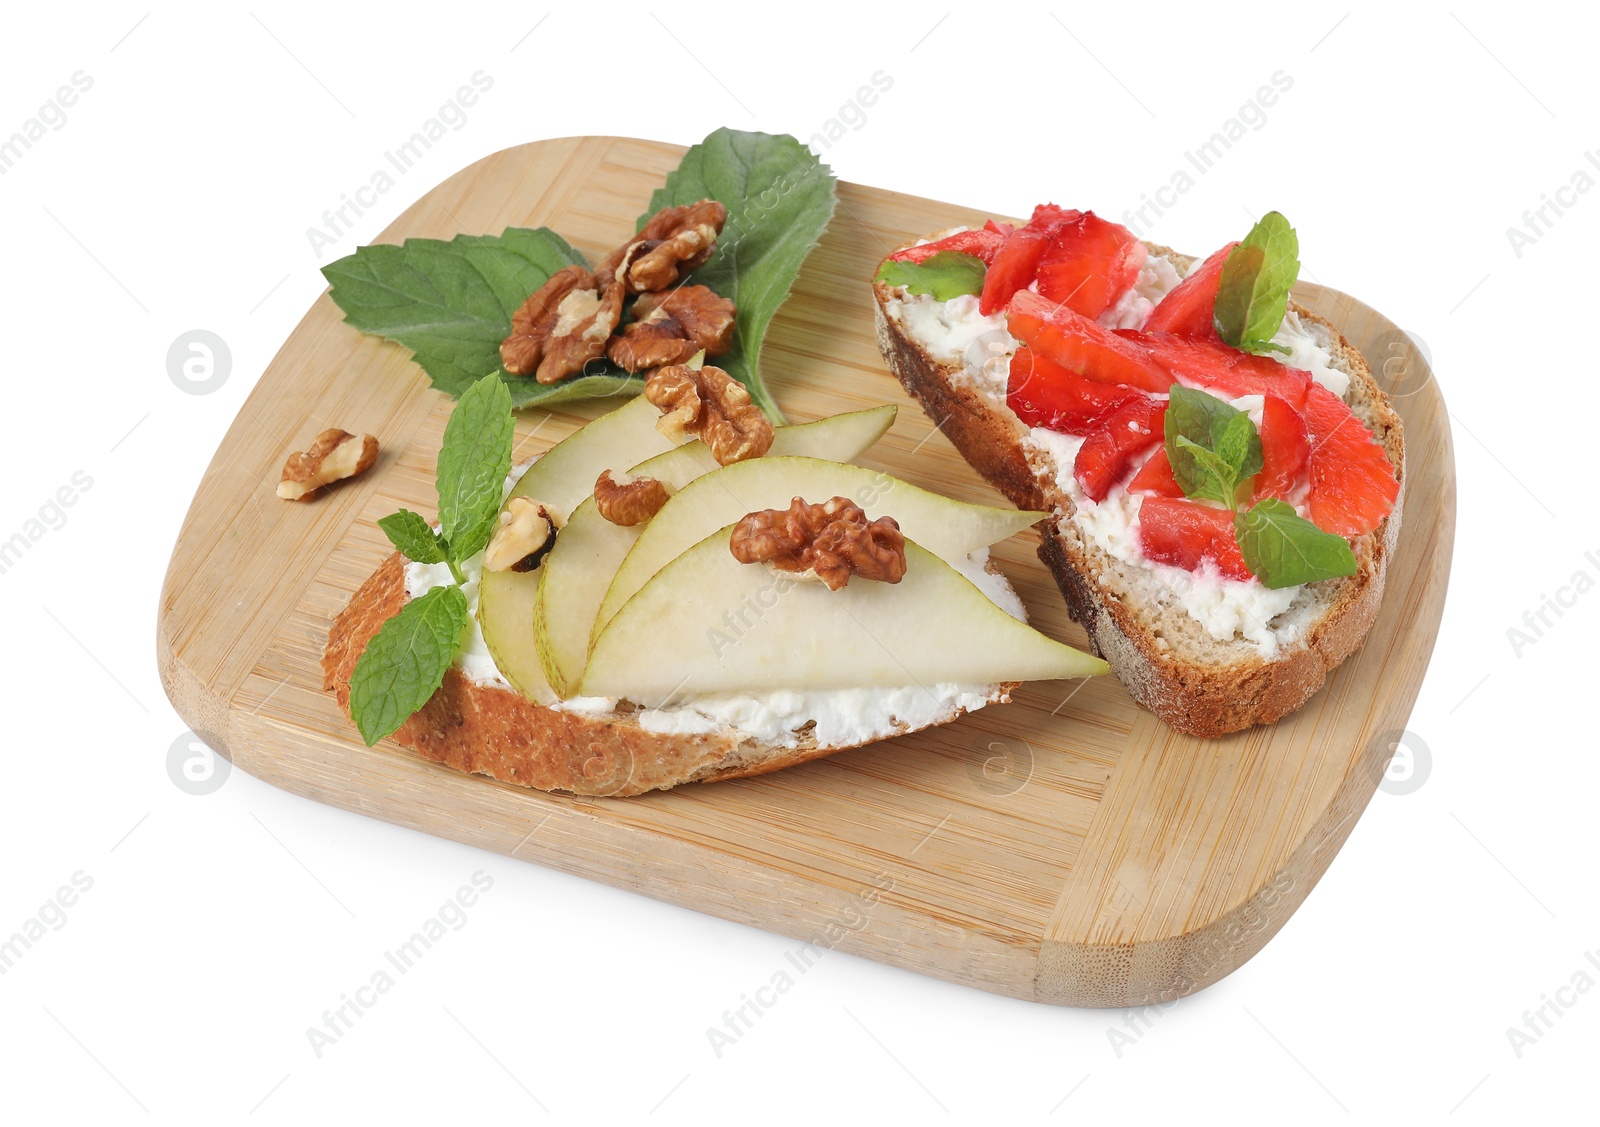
xmin=483 ymin=497 xmax=562 ymax=572
xmin=606 ymin=285 xmax=737 ymax=373
xmin=729 ymin=496 xmax=907 ymax=591
xmin=593 ymin=469 xmax=671 ymax=526
xmin=276 ymin=428 xmax=378 ymax=501
xmin=643 ymin=364 xmax=773 ymax=466
xmin=595 ymin=199 xmax=728 ymax=294
xmin=499 ymin=265 xmax=625 ymax=384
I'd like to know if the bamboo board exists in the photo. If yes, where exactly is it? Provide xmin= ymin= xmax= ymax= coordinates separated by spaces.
xmin=156 ymin=135 xmax=1454 ymax=1007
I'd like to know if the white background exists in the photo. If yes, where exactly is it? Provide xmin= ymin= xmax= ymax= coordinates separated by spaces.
xmin=1 ymin=3 xmax=1592 ymax=1123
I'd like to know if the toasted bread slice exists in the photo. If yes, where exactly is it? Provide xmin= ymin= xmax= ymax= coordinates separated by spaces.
xmin=323 ymin=552 xmax=1014 ymax=796
xmin=872 ymin=245 xmax=1404 ymax=737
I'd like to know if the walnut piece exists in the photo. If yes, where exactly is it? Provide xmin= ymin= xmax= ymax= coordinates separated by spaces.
xmin=643 ymin=364 xmax=773 ymax=465
xmin=499 ymin=265 xmax=625 ymax=384
xmin=276 ymin=428 xmax=378 ymax=501
xmin=593 ymin=469 xmax=671 ymax=526
xmin=483 ymin=497 xmax=561 ymax=572
xmin=730 ymin=496 xmax=907 ymax=591
xmin=595 ymin=200 xmax=728 ymax=294
xmin=607 ymin=285 xmax=737 ymax=373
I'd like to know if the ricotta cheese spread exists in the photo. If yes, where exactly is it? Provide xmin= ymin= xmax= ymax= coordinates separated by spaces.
xmin=402 ymin=461 xmax=1017 ymax=748
xmin=884 ymin=242 xmax=1347 ymax=656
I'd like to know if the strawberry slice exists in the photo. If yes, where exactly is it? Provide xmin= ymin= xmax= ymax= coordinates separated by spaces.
xmin=1137 ymin=330 xmax=1312 ymax=409
xmin=1074 ymin=394 xmax=1166 ymax=502
xmin=1142 ymin=241 xmax=1238 ymax=338
xmin=1006 ymin=347 xmax=1138 ymax=435
xmin=983 ymin=219 xmax=1014 ymax=236
xmin=888 ymin=227 xmax=1007 ymax=266
xmin=1254 ymin=394 xmax=1310 ymax=501
xmin=1137 ymin=496 xmax=1253 ymax=582
xmin=1127 ymin=448 xmax=1184 ymax=498
xmin=1302 ymin=384 xmax=1399 ymax=537
xmin=979 ymin=204 xmax=1081 ymax=315
xmin=1034 ymin=212 xmax=1147 ymax=320
xmin=1007 ymin=291 xmax=1172 ymax=394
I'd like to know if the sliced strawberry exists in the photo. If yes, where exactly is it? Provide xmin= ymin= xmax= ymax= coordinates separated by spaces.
xmin=1127 ymin=448 xmax=1184 ymax=498
xmin=1143 ymin=241 xmax=1238 ymax=338
xmin=1006 ymin=347 xmax=1138 ymax=435
xmin=1007 ymin=290 xmax=1172 ymax=394
xmin=983 ymin=219 xmax=1014 ymax=236
xmin=979 ymin=204 xmax=1081 ymax=315
xmin=1034 ymin=212 xmax=1147 ymax=320
xmin=1074 ymin=394 xmax=1166 ymax=502
xmin=1137 ymin=496 xmax=1253 ymax=582
xmin=888 ymin=227 xmax=1006 ymax=266
xmin=1302 ymin=384 xmax=1399 ymax=537
xmin=1137 ymin=330 xmax=1311 ymax=409
xmin=1254 ymin=394 xmax=1310 ymax=501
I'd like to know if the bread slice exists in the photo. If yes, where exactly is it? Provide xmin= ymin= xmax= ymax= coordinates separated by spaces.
xmin=323 ymin=551 xmax=1015 ymax=796
xmin=872 ymin=245 xmax=1404 ymax=737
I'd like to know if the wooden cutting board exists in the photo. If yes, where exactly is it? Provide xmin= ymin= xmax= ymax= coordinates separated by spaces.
xmin=157 ymin=135 xmax=1454 ymax=1008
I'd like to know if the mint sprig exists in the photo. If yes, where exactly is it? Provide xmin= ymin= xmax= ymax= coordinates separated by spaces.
xmin=350 ymin=374 xmax=515 ymax=744
xmin=378 ymin=509 xmax=444 ymax=564
xmin=1165 ymin=386 xmax=1261 ymax=506
xmin=1160 ymin=384 xmax=1356 ymax=589
xmin=1213 ymin=211 xmax=1299 ymax=355
xmin=643 ymin=128 xmax=838 ymax=423
xmin=1234 ymin=499 xmax=1358 ymax=589
xmin=875 ymin=251 xmax=986 ymax=301
xmin=321 ymin=227 xmax=640 ymax=410
xmin=348 ymin=584 xmax=470 ymax=746
xmin=436 ymin=374 xmax=514 ymax=564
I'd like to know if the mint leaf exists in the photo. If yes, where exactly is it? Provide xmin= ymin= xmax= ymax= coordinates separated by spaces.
xmin=1165 ymin=386 xmax=1261 ymax=507
xmin=1213 ymin=211 xmax=1299 ymax=355
xmin=322 ymin=227 xmax=642 ymax=410
xmin=1234 ymin=498 xmax=1358 ymax=589
xmin=643 ymin=129 xmax=838 ymax=423
xmin=875 ymin=251 xmax=986 ymax=301
xmin=436 ymin=374 xmax=513 ymax=564
xmin=379 ymin=509 xmax=444 ymax=564
xmin=348 ymin=584 xmax=470 ymax=745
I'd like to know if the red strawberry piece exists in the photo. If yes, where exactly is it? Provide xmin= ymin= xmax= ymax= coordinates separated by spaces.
xmin=1142 ymin=241 xmax=1239 ymax=338
xmin=1074 ymin=394 xmax=1167 ymax=502
xmin=1136 ymin=330 xmax=1312 ymax=409
xmin=1137 ymin=496 xmax=1253 ymax=582
xmin=983 ymin=219 xmax=1014 ymax=236
xmin=1254 ymin=394 xmax=1310 ymax=501
xmin=888 ymin=227 xmax=1007 ymax=266
xmin=1007 ymin=290 xmax=1172 ymax=394
xmin=1301 ymin=384 xmax=1399 ymax=537
xmin=1006 ymin=347 xmax=1140 ymax=435
xmin=979 ymin=204 xmax=1082 ymax=315
xmin=1127 ymin=448 xmax=1184 ymax=498
xmin=1034 ymin=212 xmax=1147 ymax=320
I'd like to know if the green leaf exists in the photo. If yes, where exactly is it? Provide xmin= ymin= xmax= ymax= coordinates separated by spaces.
xmin=874 ymin=251 xmax=987 ymax=301
xmin=1234 ymin=498 xmax=1358 ymax=589
xmin=642 ymin=128 xmax=839 ymax=423
xmin=1164 ymin=386 xmax=1261 ymax=507
xmin=1213 ymin=211 xmax=1299 ymax=355
xmin=348 ymin=584 xmax=470 ymax=745
xmin=436 ymin=374 xmax=514 ymax=564
xmin=378 ymin=509 xmax=444 ymax=564
xmin=322 ymin=227 xmax=595 ymax=401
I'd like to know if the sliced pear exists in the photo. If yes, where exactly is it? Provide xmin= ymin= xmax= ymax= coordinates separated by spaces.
xmin=580 ymin=527 xmax=1107 ymax=704
xmin=593 ymin=457 xmax=1044 ymax=643
xmin=478 ymin=395 xmax=682 ymax=702
xmin=532 ymin=405 xmax=897 ymax=696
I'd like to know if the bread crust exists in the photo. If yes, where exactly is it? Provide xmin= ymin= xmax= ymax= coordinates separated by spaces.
xmin=322 ymin=552 xmax=1011 ymax=795
xmin=872 ymin=263 xmax=1404 ymax=738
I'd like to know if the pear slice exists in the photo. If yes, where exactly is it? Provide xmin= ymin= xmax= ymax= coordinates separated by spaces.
xmin=593 ymin=457 xmax=1045 ymax=643
xmin=533 ymin=406 xmax=896 ymax=696
xmin=478 ymin=395 xmax=681 ymax=703
xmin=580 ymin=527 xmax=1107 ymax=704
